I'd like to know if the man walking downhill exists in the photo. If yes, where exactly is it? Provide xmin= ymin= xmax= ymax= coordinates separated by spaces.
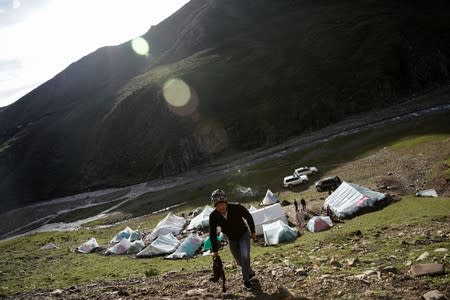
xmin=209 ymin=189 xmax=257 ymax=290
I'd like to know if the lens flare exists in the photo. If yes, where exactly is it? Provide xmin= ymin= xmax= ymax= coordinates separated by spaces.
xmin=162 ymin=78 xmax=199 ymax=117
xmin=13 ymin=0 xmax=21 ymax=9
xmin=131 ymin=37 xmax=149 ymax=56
xmin=163 ymin=78 xmax=191 ymax=107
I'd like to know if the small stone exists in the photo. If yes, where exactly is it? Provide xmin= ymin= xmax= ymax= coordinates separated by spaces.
xmin=50 ymin=289 xmax=63 ymax=295
xmin=422 ymin=290 xmax=447 ymax=300
xmin=295 ymin=268 xmax=307 ymax=276
xmin=405 ymin=260 xmax=412 ymax=267
xmin=186 ymin=288 xmax=208 ymax=296
xmin=434 ymin=248 xmax=448 ymax=253
xmin=410 ymin=263 xmax=445 ymax=276
xmin=346 ymin=258 xmax=359 ymax=266
xmin=417 ymin=251 xmax=430 ymax=261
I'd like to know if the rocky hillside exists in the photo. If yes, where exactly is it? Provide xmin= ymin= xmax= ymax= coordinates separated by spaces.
xmin=1 ymin=0 xmax=450 ymax=210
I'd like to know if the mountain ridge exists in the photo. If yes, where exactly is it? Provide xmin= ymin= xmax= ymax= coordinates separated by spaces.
xmin=1 ymin=0 xmax=449 ymax=211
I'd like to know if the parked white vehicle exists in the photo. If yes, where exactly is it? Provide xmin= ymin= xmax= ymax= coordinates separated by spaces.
xmin=283 ymin=174 xmax=309 ymax=188
xmin=294 ymin=166 xmax=318 ymax=177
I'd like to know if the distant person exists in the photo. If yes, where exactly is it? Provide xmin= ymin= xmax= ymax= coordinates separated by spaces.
xmin=300 ymin=198 xmax=306 ymax=211
xmin=294 ymin=200 xmax=298 ymax=212
xmin=209 ymin=189 xmax=256 ymax=290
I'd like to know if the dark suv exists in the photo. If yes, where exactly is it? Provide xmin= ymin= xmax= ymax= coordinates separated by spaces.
xmin=315 ymin=176 xmax=342 ymax=192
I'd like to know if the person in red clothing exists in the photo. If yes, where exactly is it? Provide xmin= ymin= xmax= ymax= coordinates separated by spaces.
xmin=209 ymin=189 xmax=256 ymax=290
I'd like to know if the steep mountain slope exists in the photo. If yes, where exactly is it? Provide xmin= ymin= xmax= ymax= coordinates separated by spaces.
xmin=1 ymin=0 xmax=450 ymax=210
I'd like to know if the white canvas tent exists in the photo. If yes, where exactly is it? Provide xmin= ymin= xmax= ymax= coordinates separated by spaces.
xmin=323 ymin=181 xmax=386 ymax=218
xmin=137 ymin=233 xmax=180 ymax=257
xmin=260 ymin=189 xmax=278 ymax=206
xmin=415 ymin=189 xmax=438 ymax=197
xmin=110 ymin=226 xmax=142 ymax=243
xmin=146 ymin=213 xmax=185 ymax=242
xmin=262 ymin=220 xmax=298 ymax=245
xmin=165 ymin=233 xmax=203 ymax=259
xmin=186 ymin=206 xmax=213 ymax=230
xmin=75 ymin=238 xmax=99 ymax=254
xmin=250 ymin=203 xmax=287 ymax=235
xmin=106 ymin=238 xmax=131 ymax=255
xmin=307 ymin=216 xmax=333 ymax=232
xmin=127 ymin=240 xmax=145 ymax=254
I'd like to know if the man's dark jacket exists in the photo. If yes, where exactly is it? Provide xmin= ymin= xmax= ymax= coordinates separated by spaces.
xmin=209 ymin=203 xmax=255 ymax=252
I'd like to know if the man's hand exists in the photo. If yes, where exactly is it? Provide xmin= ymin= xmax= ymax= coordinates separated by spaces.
xmin=251 ymin=232 xmax=256 ymax=242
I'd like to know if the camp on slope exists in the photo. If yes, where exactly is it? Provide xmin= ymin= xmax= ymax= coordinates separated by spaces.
xmin=260 ymin=189 xmax=278 ymax=206
xmin=186 ymin=206 xmax=213 ymax=230
xmin=146 ymin=213 xmax=185 ymax=242
xmin=137 ymin=233 xmax=180 ymax=257
xmin=262 ymin=220 xmax=298 ymax=245
xmin=250 ymin=203 xmax=287 ymax=235
xmin=323 ymin=181 xmax=386 ymax=218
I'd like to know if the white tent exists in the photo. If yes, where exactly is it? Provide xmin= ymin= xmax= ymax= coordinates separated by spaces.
xmin=106 ymin=238 xmax=131 ymax=255
xmin=165 ymin=233 xmax=203 ymax=259
xmin=260 ymin=189 xmax=278 ymax=206
xmin=110 ymin=226 xmax=142 ymax=243
xmin=307 ymin=216 xmax=333 ymax=232
xmin=186 ymin=206 xmax=213 ymax=230
xmin=323 ymin=181 xmax=386 ymax=218
xmin=75 ymin=238 xmax=99 ymax=254
xmin=127 ymin=240 xmax=145 ymax=254
xmin=137 ymin=233 xmax=180 ymax=257
xmin=250 ymin=203 xmax=287 ymax=235
xmin=415 ymin=189 xmax=438 ymax=197
xmin=263 ymin=220 xmax=298 ymax=245
xmin=146 ymin=213 xmax=185 ymax=242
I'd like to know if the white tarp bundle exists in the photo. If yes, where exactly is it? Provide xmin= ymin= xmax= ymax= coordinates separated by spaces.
xmin=323 ymin=181 xmax=386 ymax=218
xmin=127 ymin=240 xmax=145 ymax=254
xmin=75 ymin=238 xmax=99 ymax=254
xmin=250 ymin=203 xmax=287 ymax=235
xmin=263 ymin=220 xmax=298 ymax=245
xmin=106 ymin=238 xmax=131 ymax=255
xmin=307 ymin=216 xmax=333 ymax=232
xmin=186 ymin=206 xmax=213 ymax=230
xmin=146 ymin=213 xmax=185 ymax=242
xmin=260 ymin=189 xmax=278 ymax=206
xmin=415 ymin=189 xmax=438 ymax=197
xmin=249 ymin=205 xmax=257 ymax=212
xmin=165 ymin=233 xmax=203 ymax=259
xmin=137 ymin=233 xmax=180 ymax=257
xmin=40 ymin=243 xmax=58 ymax=250
xmin=110 ymin=227 xmax=142 ymax=243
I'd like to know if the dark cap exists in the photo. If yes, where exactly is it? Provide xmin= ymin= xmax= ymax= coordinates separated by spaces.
xmin=211 ymin=189 xmax=227 ymax=206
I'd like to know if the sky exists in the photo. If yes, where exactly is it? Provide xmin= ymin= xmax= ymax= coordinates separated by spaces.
xmin=0 ymin=0 xmax=189 ymax=107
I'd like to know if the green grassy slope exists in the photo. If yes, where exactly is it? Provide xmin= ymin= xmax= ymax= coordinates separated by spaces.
xmin=0 ymin=112 xmax=449 ymax=296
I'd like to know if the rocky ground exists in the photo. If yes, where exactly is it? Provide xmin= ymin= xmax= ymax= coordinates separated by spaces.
xmin=10 ymin=216 xmax=449 ymax=299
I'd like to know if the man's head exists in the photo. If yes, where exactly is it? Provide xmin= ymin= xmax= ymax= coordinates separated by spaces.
xmin=211 ymin=189 xmax=227 ymax=214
